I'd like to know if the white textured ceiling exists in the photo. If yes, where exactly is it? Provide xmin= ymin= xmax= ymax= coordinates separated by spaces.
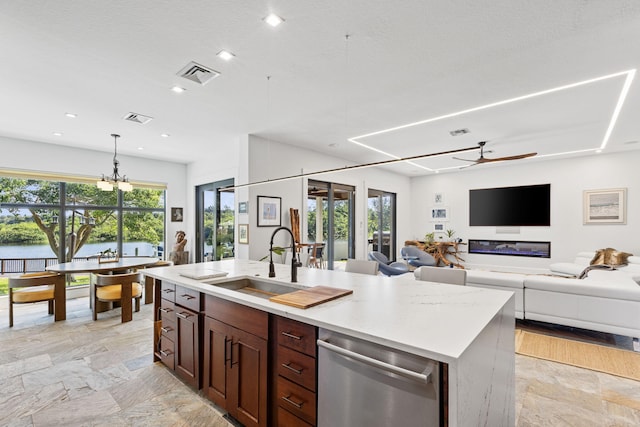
xmin=1 ymin=1 xmax=639 ymax=175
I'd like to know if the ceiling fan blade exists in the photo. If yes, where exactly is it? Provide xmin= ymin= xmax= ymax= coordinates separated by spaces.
xmin=452 ymin=156 xmax=479 ymax=163
xmin=480 ymin=152 xmax=537 ymax=162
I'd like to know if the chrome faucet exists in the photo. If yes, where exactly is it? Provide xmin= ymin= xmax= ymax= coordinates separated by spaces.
xmin=269 ymin=226 xmax=302 ymax=282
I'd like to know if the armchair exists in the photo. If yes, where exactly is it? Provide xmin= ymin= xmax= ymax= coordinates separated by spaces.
xmin=401 ymin=246 xmax=436 ymax=268
xmin=367 ymin=251 xmax=409 ymax=276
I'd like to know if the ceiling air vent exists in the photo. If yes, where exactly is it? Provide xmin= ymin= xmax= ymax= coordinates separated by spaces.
xmin=177 ymin=61 xmax=220 ymax=85
xmin=449 ymin=128 xmax=470 ymax=136
xmin=123 ymin=112 xmax=154 ymax=125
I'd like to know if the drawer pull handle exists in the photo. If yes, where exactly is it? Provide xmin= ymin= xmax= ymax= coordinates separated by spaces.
xmin=161 ymin=326 xmax=173 ymax=333
xmin=281 ymin=363 xmax=303 ymax=375
xmin=163 ymin=289 xmax=175 ymax=293
xmin=281 ymin=394 xmax=303 ymax=409
xmin=159 ymin=349 xmax=173 ymax=357
xmin=176 ymin=312 xmax=192 ymax=319
xmin=281 ymin=331 xmax=302 ymax=340
xmin=159 ymin=307 xmax=173 ymax=314
xmin=180 ymin=294 xmax=195 ymax=300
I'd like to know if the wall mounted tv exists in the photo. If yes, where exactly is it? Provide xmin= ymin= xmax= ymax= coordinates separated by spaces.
xmin=469 ymin=184 xmax=550 ymax=226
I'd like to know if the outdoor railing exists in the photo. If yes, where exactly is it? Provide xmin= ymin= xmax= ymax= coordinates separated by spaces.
xmin=1 ymin=257 xmax=99 ymax=274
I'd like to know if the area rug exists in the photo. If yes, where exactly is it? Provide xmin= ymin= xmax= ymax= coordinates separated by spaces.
xmin=515 ymin=329 xmax=640 ymax=381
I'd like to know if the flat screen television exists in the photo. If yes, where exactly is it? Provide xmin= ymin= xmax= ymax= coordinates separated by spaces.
xmin=469 ymin=184 xmax=550 ymax=226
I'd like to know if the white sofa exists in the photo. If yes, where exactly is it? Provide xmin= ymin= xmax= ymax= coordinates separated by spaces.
xmin=415 ymin=252 xmax=640 ymax=338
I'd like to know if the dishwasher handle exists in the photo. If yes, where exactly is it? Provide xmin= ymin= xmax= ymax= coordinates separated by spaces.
xmin=317 ymin=338 xmax=433 ymax=384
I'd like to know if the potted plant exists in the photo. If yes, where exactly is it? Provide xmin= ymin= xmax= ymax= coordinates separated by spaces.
xmin=446 ymin=229 xmax=456 ymax=241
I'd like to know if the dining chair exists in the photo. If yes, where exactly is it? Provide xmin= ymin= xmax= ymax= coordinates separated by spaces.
xmin=345 ymin=259 xmax=379 ymax=275
xmin=8 ymin=272 xmax=65 ymax=327
xmin=309 ymin=243 xmax=326 ymax=269
xmin=414 ymin=266 xmax=467 ymax=286
xmin=93 ymin=272 xmax=142 ymax=323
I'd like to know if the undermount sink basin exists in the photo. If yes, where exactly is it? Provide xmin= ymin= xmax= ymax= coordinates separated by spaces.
xmin=203 ymin=278 xmax=306 ymax=299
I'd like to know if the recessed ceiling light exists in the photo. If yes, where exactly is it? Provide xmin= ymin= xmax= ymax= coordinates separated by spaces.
xmin=161 ymin=133 xmax=170 ymax=138
xmin=53 ymin=132 xmax=63 ymax=136
xmin=217 ymin=50 xmax=235 ymax=61
xmin=65 ymin=113 xmax=77 ymax=118
xmin=263 ymin=13 xmax=284 ymax=27
xmin=171 ymin=86 xmax=186 ymax=93
xmin=137 ymin=147 xmax=144 ymax=151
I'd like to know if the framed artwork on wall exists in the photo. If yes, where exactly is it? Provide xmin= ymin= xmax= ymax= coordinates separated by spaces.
xmin=583 ymin=188 xmax=626 ymax=224
xmin=238 ymin=224 xmax=249 ymax=244
xmin=171 ymin=207 xmax=183 ymax=222
xmin=433 ymin=222 xmax=445 ymax=232
xmin=257 ymin=196 xmax=281 ymax=227
xmin=238 ymin=201 xmax=248 ymax=214
xmin=430 ymin=206 xmax=449 ymax=222
xmin=434 ymin=193 xmax=444 ymax=204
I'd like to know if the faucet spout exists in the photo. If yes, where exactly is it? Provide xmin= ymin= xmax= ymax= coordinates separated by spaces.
xmin=268 ymin=226 xmax=301 ymax=282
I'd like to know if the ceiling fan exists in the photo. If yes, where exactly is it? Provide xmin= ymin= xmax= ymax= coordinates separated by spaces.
xmin=452 ymin=141 xmax=537 ymax=166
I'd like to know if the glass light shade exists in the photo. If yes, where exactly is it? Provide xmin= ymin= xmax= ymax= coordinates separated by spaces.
xmin=118 ymin=181 xmax=133 ymax=192
xmin=97 ymin=180 xmax=113 ymax=191
xmin=264 ymin=13 xmax=284 ymax=27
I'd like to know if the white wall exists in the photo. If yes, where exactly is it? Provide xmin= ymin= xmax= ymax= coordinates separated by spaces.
xmin=243 ymin=136 xmax=412 ymax=263
xmin=0 ymin=136 xmax=187 ymax=255
xmin=410 ymin=150 xmax=640 ymax=272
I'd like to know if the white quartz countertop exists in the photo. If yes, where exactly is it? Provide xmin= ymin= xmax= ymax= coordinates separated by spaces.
xmin=143 ymin=260 xmax=514 ymax=363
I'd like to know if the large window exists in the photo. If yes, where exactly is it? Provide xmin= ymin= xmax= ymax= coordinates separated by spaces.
xmin=0 ymin=177 xmax=165 ymax=292
xmin=368 ymin=189 xmax=396 ymax=261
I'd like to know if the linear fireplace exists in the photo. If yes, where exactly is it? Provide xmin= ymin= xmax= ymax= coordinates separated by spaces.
xmin=468 ymin=239 xmax=551 ymax=258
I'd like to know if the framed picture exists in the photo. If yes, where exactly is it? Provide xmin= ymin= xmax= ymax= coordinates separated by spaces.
xmin=257 ymin=196 xmax=281 ymax=227
xmin=238 ymin=201 xmax=248 ymax=214
xmin=583 ymin=188 xmax=626 ymax=224
xmin=430 ymin=206 xmax=449 ymax=222
xmin=433 ymin=222 xmax=445 ymax=232
xmin=434 ymin=192 xmax=444 ymax=204
xmin=171 ymin=207 xmax=183 ymax=222
xmin=238 ymin=224 xmax=249 ymax=244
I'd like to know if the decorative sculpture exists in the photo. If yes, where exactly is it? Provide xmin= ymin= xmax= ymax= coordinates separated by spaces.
xmin=170 ymin=230 xmax=189 ymax=265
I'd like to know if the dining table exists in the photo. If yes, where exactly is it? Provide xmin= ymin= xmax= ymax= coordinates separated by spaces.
xmin=46 ymin=256 xmax=160 ymax=314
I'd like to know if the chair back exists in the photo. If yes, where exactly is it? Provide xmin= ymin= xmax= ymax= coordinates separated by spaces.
xmin=9 ymin=272 xmax=63 ymax=290
xmin=345 ymin=259 xmax=379 ymax=275
xmin=401 ymin=246 xmax=436 ymax=267
xmin=95 ymin=272 xmax=141 ymax=287
xmin=415 ymin=266 xmax=467 ymax=286
xmin=368 ymin=251 xmax=390 ymax=265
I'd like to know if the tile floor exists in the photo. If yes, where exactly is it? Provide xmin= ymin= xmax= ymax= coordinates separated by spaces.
xmin=1 ymin=297 xmax=639 ymax=426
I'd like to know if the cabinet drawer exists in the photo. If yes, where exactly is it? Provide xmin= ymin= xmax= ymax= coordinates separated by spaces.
xmin=161 ymin=281 xmax=176 ymax=302
xmin=276 ymin=317 xmax=317 ymax=357
xmin=277 ymin=345 xmax=316 ymax=391
xmin=175 ymin=285 xmax=201 ymax=312
xmin=204 ymin=294 xmax=268 ymax=339
xmin=159 ymin=336 xmax=175 ymax=370
xmin=277 ymin=407 xmax=313 ymax=427
xmin=159 ymin=299 xmax=176 ymax=323
xmin=160 ymin=318 xmax=176 ymax=342
xmin=277 ymin=376 xmax=316 ymax=425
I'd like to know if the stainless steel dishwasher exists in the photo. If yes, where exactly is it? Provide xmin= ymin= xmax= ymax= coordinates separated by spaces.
xmin=317 ymin=329 xmax=441 ymax=426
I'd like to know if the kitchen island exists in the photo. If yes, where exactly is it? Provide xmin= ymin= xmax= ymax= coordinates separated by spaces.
xmin=144 ymin=259 xmax=515 ymax=426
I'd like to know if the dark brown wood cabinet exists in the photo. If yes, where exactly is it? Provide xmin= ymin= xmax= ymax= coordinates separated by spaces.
xmin=273 ymin=316 xmax=318 ymax=426
xmin=203 ymin=294 xmax=269 ymax=427
xmin=155 ymin=282 xmax=201 ymax=389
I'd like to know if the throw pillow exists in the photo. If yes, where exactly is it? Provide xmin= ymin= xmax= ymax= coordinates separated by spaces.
xmin=590 ymin=248 xmax=632 ymax=266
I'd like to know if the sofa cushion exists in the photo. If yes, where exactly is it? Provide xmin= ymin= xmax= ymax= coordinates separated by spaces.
xmin=465 ymin=270 xmax=525 ymax=289
xmin=549 ymin=262 xmax=584 ymax=277
xmin=524 ymin=270 xmax=640 ymax=302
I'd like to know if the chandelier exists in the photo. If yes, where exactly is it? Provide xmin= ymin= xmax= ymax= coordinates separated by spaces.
xmin=97 ymin=133 xmax=133 ymax=192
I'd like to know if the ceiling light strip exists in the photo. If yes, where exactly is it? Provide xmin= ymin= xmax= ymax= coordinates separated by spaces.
xmin=222 ymin=145 xmax=478 ymax=190
xmin=348 ymin=139 xmax=433 ymax=171
xmin=351 ymin=69 xmax=635 ymax=142
xmin=599 ymin=69 xmax=636 ymax=150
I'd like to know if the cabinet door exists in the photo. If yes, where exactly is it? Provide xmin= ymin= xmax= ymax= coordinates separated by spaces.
xmin=203 ymin=316 xmax=232 ymax=408
xmin=230 ymin=327 xmax=268 ymax=427
xmin=175 ymin=307 xmax=200 ymax=388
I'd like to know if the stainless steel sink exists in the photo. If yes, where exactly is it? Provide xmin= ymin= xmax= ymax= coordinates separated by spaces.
xmin=203 ymin=278 xmax=305 ymax=299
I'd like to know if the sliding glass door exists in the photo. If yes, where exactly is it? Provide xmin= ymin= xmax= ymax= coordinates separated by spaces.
xmin=367 ymin=189 xmax=396 ymax=261
xmin=195 ymin=179 xmax=234 ymax=262
xmin=307 ymin=180 xmax=355 ymax=269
